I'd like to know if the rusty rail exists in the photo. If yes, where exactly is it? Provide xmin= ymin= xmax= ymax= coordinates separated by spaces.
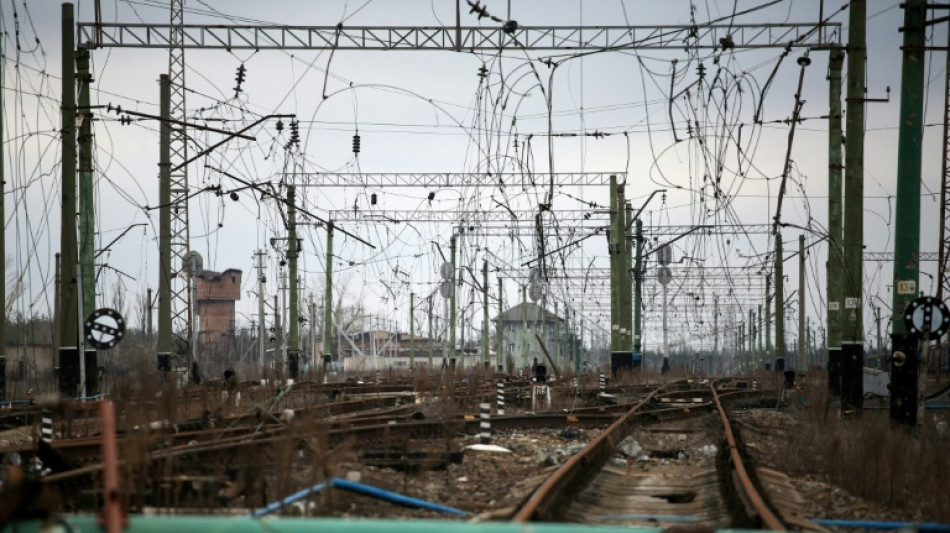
xmin=711 ymin=383 xmax=785 ymax=530
xmin=511 ymin=380 xmax=786 ymax=529
xmin=510 ymin=384 xmax=667 ymax=522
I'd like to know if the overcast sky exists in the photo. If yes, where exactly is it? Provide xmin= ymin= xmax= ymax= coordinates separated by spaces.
xmin=3 ymin=1 xmax=947 ymax=360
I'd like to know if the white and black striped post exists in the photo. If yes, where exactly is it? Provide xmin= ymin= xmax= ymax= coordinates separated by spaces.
xmin=599 ymin=372 xmax=606 ymax=396
xmin=41 ymin=409 xmax=53 ymax=443
xmin=375 ymin=369 xmax=382 ymax=385
xmin=479 ymin=402 xmax=491 ymax=444
xmin=496 ymin=382 xmax=505 ymax=416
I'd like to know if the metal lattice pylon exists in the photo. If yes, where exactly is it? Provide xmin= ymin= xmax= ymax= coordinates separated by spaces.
xmin=168 ymin=0 xmax=192 ymax=360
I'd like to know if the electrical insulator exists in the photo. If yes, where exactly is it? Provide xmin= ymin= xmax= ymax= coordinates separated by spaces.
xmin=370 ymin=193 xmax=377 ymax=205
xmin=478 ymin=64 xmax=488 ymax=80
xmin=352 ymin=133 xmax=361 ymax=154
xmin=276 ymin=120 xmax=284 ymax=133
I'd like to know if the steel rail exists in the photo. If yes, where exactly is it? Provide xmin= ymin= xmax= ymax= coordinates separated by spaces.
xmin=711 ymin=383 xmax=786 ymax=530
xmin=510 ymin=380 xmax=786 ymax=527
xmin=510 ymin=383 xmax=667 ymax=522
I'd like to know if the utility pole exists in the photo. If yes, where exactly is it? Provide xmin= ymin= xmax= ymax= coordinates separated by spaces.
xmin=497 ymin=277 xmax=503 ymax=371
xmin=310 ymin=296 xmax=316 ymax=371
xmin=774 ymin=233 xmax=785 ymax=371
xmin=58 ymin=3 xmax=80 ymax=397
xmin=273 ymin=295 xmax=282 ymax=377
xmin=766 ymin=269 xmax=773 ymax=368
xmin=713 ymin=296 xmax=719 ymax=364
xmin=827 ymin=47 xmax=845 ymax=395
xmin=889 ymin=0 xmax=926 ymax=426
xmin=623 ymin=202 xmax=633 ymax=357
xmin=410 ymin=292 xmax=415 ymax=370
xmin=449 ymin=234 xmax=457 ymax=364
xmin=256 ymin=251 xmax=266 ymax=375
xmin=76 ymin=46 xmax=97 ymax=395
xmin=157 ymin=74 xmax=172 ymax=379
xmin=428 ymin=295 xmax=434 ymax=368
xmin=0 ymin=21 xmax=4 ymax=401
xmin=287 ymin=185 xmax=299 ymax=380
xmin=841 ymin=0 xmax=867 ymax=412
xmin=610 ymin=175 xmax=621 ymax=355
xmin=323 ymin=222 xmax=334 ymax=372
xmin=758 ymin=303 xmax=763 ymax=368
xmin=147 ymin=288 xmax=153 ymax=344
xmin=482 ymin=260 xmax=489 ymax=367
xmin=798 ymin=234 xmax=806 ymax=372
xmin=634 ymin=219 xmax=643 ymax=367
xmin=520 ymin=285 xmax=527 ymax=368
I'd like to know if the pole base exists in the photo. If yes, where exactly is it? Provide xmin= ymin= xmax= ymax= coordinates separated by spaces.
xmin=889 ymin=333 xmax=918 ymax=426
xmin=611 ymin=351 xmax=633 ymax=377
xmin=840 ymin=342 xmax=864 ymax=412
xmin=59 ymin=347 xmax=80 ymax=398
xmin=287 ymin=350 xmax=300 ymax=380
xmin=827 ymin=347 xmax=842 ymax=397
xmin=84 ymin=350 xmax=98 ymax=397
xmin=0 ymin=355 xmax=6 ymax=402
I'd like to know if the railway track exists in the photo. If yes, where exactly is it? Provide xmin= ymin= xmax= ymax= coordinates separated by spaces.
xmin=510 ymin=379 xmax=817 ymax=530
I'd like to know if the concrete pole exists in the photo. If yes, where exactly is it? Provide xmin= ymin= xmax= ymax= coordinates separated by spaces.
xmin=840 ymin=0 xmax=867 ymax=412
xmin=310 ymin=296 xmax=316 ymax=370
xmin=482 ymin=261 xmax=489 ymax=367
xmin=713 ymin=295 xmax=719 ymax=362
xmin=889 ymin=0 xmax=926 ymax=425
xmin=774 ymin=232 xmax=785 ymax=371
xmin=497 ymin=277 xmax=503 ymax=370
xmin=147 ymin=288 xmax=153 ymax=345
xmin=827 ymin=47 xmax=845 ymax=395
xmin=449 ymin=235 xmax=457 ymax=363
xmin=158 ymin=75 xmax=172 ymax=377
xmin=428 ymin=295 xmax=434 ymax=368
xmin=0 ymin=16 xmax=4 ymax=401
xmin=622 ymin=202 xmax=633 ymax=353
xmin=609 ymin=175 xmax=622 ymax=353
xmin=76 ymin=47 xmax=97 ymax=395
xmin=256 ymin=251 xmax=266 ymax=375
xmin=798 ymin=234 xmax=806 ymax=372
xmin=274 ymin=295 xmax=281 ymax=377
xmin=662 ymin=283 xmax=669 ymax=369
xmin=634 ymin=219 xmax=643 ymax=367
xmin=410 ymin=292 xmax=415 ymax=369
xmin=58 ymin=3 xmax=80 ymax=397
xmin=323 ymin=222 xmax=334 ymax=370
xmin=765 ymin=274 xmax=772 ymax=367
xmin=758 ymin=303 xmax=763 ymax=367
xmin=287 ymin=185 xmax=299 ymax=379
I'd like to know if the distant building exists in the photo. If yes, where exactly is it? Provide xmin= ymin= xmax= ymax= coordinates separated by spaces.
xmin=194 ymin=269 xmax=242 ymax=348
xmin=340 ymin=330 xmax=451 ymax=371
xmin=495 ymin=302 xmax=571 ymax=369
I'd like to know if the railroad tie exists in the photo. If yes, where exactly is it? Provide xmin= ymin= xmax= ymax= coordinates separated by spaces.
xmin=41 ymin=408 xmax=53 ymax=443
xmin=496 ymin=382 xmax=505 ymax=416
xmin=479 ymin=402 xmax=491 ymax=444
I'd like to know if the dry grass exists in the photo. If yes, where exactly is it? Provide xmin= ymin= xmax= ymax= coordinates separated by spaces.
xmin=774 ymin=372 xmax=950 ymax=521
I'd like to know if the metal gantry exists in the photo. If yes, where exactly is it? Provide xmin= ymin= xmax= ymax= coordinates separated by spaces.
xmin=296 ymin=172 xmax=620 ymax=188
xmin=77 ymin=23 xmax=840 ymax=51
